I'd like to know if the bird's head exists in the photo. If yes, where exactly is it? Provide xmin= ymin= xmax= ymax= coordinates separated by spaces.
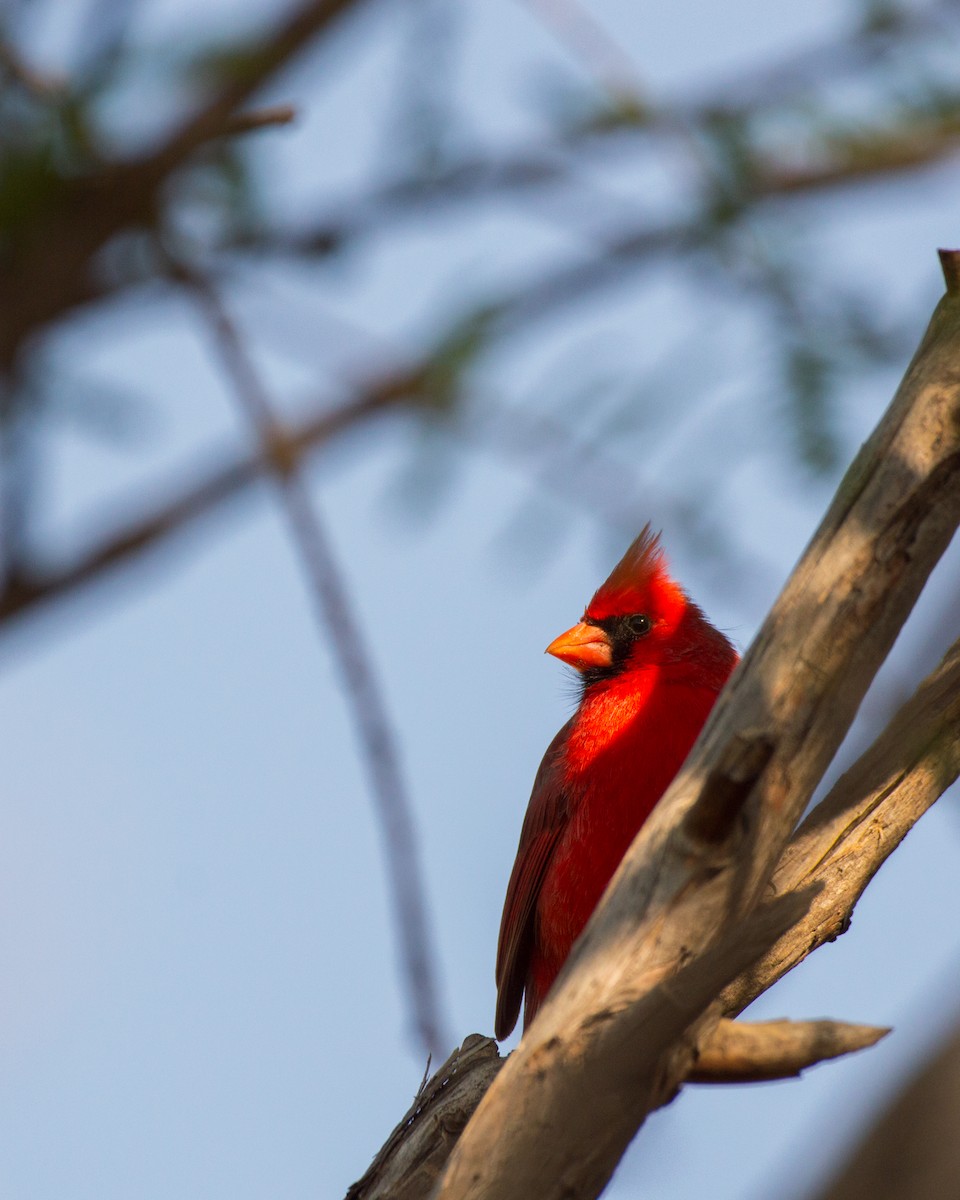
xmin=545 ymin=525 xmax=691 ymax=686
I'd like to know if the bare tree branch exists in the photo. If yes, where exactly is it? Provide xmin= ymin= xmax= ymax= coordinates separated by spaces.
xmin=345 ymin=620 xmax=960 ymax=1198
xmin=179 ymin=263 xmax=450 ymax=1061
xmin=346 ymin=1035 xmax=504 ymax=1200
xmin=689 ymin=1017 xmax=890 ymax=1084
xmin=346 ymin=1015 xmax=889 ymax=1199
xmin=722 ymin=631 xmax=960 ymax=1016
xmin=435 ymin=250 xmax=960 ymax=1200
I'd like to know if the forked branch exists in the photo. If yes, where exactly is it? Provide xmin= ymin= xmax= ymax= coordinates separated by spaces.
xmin=347 ymin=620 xmax=960 ymax=1198
xmin=432 ymin=248 xmax=960 ymax=1200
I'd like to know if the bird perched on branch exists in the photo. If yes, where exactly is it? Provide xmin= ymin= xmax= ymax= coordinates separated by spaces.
xmin=495 ymin=526 xmax=738 ymax=1039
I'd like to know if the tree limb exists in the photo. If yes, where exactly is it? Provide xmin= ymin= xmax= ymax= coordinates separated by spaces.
xmin=722 ymin=630 xmax=960 ymax=1016
xmin=435 ymin=251 xmax=960 ymax=1200
xmin=689 ymin=1018 xmax=890 ymax=1084
xmin=346 ymin=1016 xmax=889 ymax=1198
xmin=345 ymin=621 xmax=960 ymax=1198
xmin=346 ymin=1036 xmax=503 ymax=1200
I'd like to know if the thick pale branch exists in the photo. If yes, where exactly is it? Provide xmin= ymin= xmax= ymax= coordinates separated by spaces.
xmin=437 ymin=892 xmax=814 ymax=1200
xmin=721 ymin=632 xmax=960 ymax=1016
xmin=437 ymin=253 xmax=960 ymax=1200
xmin=347 ymin=619 xmax=960 ymax=1198
xmin=347 ymin=1015 xmax=887 ymax=1197
xmin=689 ymin=1018 xmax=890 ymax=1084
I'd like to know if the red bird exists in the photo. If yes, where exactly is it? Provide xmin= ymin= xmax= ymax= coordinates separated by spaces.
xmin=495 ymin=526 xmax=738 ymax=1039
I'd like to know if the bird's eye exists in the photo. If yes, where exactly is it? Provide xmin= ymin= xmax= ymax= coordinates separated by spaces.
xmin=626 ymin=613 xmax=651 ymax=637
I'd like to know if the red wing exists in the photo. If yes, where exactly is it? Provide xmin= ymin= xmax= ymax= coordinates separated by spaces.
xmin=494 ymin=721 xmax=573 ymax=1041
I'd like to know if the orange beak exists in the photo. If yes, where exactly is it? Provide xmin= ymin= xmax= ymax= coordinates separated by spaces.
xmin=545 ymin=621 xmax=612 ymax=671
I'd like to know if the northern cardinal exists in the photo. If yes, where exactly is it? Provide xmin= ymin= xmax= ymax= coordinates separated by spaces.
xmin=495 ymin=526 xmax=738 ymax=1039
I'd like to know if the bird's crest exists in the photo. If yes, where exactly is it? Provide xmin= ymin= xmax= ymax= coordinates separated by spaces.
xmin=585 ymin=525 xmax=684 ymax=621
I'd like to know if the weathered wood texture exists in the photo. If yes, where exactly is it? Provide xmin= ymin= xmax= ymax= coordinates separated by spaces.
xmin=346 ymin=1036 xmax=502 ymax=1200
xmin=347 ymin=1017 xmax=889 ymax=1200
xmin=434 ymin=252 xmax=960 ymax=1200
xmin=723 ymin=632 xmax=960 ymax=1016
xmin=688 ymin=1018 xmax=889 ymax=1084
xmin=346 ymin=629 xmax=960 ymax=1199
